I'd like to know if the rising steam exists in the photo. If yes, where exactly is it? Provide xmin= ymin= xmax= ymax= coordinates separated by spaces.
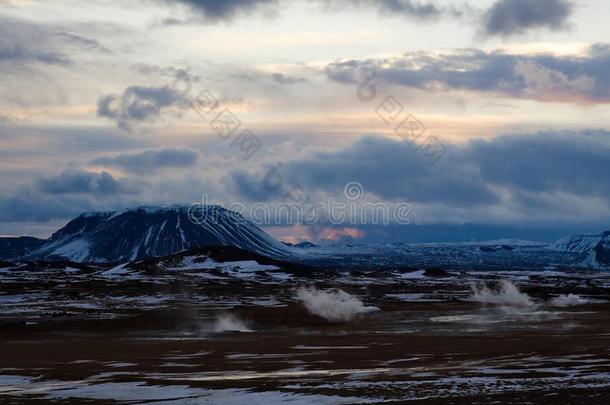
xmin=550 ymin=293 xmax=590 ymax=307
xmin=296 ymin=287 xmax=379 ymax=322
xmin=470 ymin=280 xmax=536 ymax=307
xmin=212 ymin=313 xmax=252 ymax=332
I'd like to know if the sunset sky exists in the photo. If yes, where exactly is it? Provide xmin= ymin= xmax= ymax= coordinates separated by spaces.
xmin=1 ymin=0 xmax=609 ymax=242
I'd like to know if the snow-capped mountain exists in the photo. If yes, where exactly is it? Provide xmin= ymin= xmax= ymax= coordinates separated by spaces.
xmin=549 ymin=231 xmax=610 ymax=269
xmin=0 ymin=236 xmax=46 ymax=261
xmin=25 ymin=205 xmax=290 ymax=263
xmin=549 ymin=232 xmax=607 ymax=253
xmin=6 ymin=205 xmax=609 ymax=270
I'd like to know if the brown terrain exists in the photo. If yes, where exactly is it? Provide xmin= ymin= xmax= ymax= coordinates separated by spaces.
xmin=0 ymin=258 xmax=609 ymax=404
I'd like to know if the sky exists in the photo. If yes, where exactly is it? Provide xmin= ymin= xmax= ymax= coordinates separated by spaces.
xmin=0 ymin=0 xmax=609 ymax=243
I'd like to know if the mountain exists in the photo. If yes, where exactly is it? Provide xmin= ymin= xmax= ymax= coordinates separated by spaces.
xmin=283 ymin=241 xmax=317 ymax=248
xmin=7 ymin=205 xmax=609 ymax=270
xmin=25 ymin=205 xmax=290 ymax=263
xmin=0 ymin=236 xmax=46 ymax=260
xmin=549 ymin=231 xmax=610 ymax=269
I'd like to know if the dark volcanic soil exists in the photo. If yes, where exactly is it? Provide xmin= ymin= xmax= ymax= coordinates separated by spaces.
xmin=1 ymin=262 xmax=609 ymax=404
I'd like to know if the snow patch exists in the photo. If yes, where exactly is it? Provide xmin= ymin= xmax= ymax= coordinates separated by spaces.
xmin=398 ymin=270 xmax=427 ymax=279
xmin=52 ymin=239 xmax=91 ymax=262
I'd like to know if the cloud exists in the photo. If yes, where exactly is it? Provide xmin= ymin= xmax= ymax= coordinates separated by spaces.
xmin=325 ymin=44 xmax=610 ymax=104
xmin=0 ymin=169 xmax=143 ymax=222
xmin=229 ymin=131 xmax=610 ymax=219
xmin=93 ymin=147 xmax=201 ymax=173
xmin=97 ymin=85 xmax=188 ymax=130
xmin=38 ymin=170 xmax=133 ymax=195
xmin=0 ymin=194 xmax=95 ymax=222
xmin=0 ymin=16 xmax=71 ymax=65
xmin=0 ymin=16 xmax=110 ymax=67
xmin=230 ymin=170 xmax=275 ymax=202
xmin=323 ymin=0 xmax=444 ymax=20
xmin=276 ymin=136 xmax=500 ymax=207
xmin=2 ymin=130 xmax=608 ymax=235
xmin=159 ymin=0 xmax=277 ymax=23
xmin=54 ymin=32 xmax=110 ymax=53
xmin=271 ymin=73 xmax=307 ymax=85
xmin=0 ymin=165 xmax=222 ymax=224
xmin=371 ymin=0 xmax=443 ymax=18
xmin=158 ymin=0 xmax=456 ymax=24
xmin=317 ymin=227 xmax=366 ymax=242
xmin=0 ymin=47 xmax=69 ymax=65
xmin=471 ymin=130 xmax=610 ymax=197
xmin=482 ymin=0 xmax=573 ymax=37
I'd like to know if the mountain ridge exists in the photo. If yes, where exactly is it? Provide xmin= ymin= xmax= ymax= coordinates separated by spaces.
xmin=0 ymin=236 xmax=46 ymax=261
xmin=0 ymin=205 xmax=608 ymax=269
xmin=549 ymin=231 xmax=610 ymax=269
xmin=23 ymin=205 xmax=290 ymax=263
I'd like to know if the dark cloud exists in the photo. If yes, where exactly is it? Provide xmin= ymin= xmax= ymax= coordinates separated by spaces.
xmin=280 ymin=136 xmax=499 ymax=207
xmin=271 ymin=73 xmax=307 ymax=85
xmin=329 ymin=0 xmax=443 ymax=20
xmin=158 ymin=0 xmax=455 ymax=24
xmin=471 ymin=130 xmax=610 ymax=197
xmin=0 ymin=194 xmax=95 ymax=222
xmin=374 ymin=0 xmax=441 ymax=18
xmin=131 ymin=64 xmax=192 ymax=79
xmin=93 ymin=147 xmax=200 ymax=173
xmin=230 ymin=131 xmax=610 ymax=212
xmin=230 ymin=169 xmax=278 ymax=202
xmin=482 ymin=0 xmax=573 ymax=37
xmin=334 ymin=223 xmax=599 ymax=244
xmin=97 ymin=85 xmax=188 ymax=130
xmin=2 ymin=131 xmax=608 ymax=233
xmin=38 ymin=170 xmax=133 ymax=195
xmin=159 ymin=0 xmax=277 ymax=23
xmin=325 ymin=44 xmax=610 ymax=104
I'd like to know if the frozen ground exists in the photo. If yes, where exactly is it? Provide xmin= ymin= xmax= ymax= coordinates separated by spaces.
xmin=0 ymin=254 xmax=609 ymax=403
